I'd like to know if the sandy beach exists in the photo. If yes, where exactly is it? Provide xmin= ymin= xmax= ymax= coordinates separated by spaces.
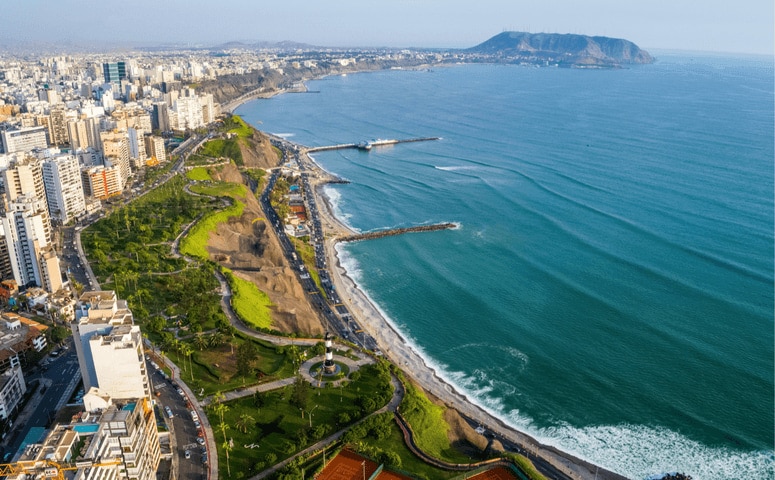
xmin=301 ymin=152 xmax=624 ymax=480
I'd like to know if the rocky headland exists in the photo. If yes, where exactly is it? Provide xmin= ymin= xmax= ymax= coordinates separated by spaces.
xmin=467 ymin=31 xmax=653 ymax=67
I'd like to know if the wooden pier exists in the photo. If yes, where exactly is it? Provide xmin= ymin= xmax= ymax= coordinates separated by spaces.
xmin=306 ymin=137 xmax=439 ymax=153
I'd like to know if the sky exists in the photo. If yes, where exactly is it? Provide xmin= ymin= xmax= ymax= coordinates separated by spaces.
xmin=2 ymin=0 xmax=773 ymax=55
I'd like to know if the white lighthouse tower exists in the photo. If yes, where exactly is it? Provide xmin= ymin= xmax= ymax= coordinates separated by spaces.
xmin=323 ymin=332 xmax=335 ymax=374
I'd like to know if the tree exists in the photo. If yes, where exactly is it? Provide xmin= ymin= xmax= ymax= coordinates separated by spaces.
xmin=180 ymin=343 xmax=194 ymax=381
xmin=236 ymin=341 xmax=258 ymax=377
xmin=222 ymin=437 xmax=233 ymax=477
xmin=208 ymin=331 xmax=226 ymax=348
xmin=291 ymin=374 xmax=309 ymax=410
xmin=193 ymin=333 xmax=209 ymax=351
xmin=212 ymin=402 xmax=229 ymax=425
xmin=235 ymin=413 xmax=255 ymax=434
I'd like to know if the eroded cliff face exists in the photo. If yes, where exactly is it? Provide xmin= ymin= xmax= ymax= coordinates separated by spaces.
xmin=206 ymin=162 xmax=324 ymax=336
xmin=240 ymin=130 xmax=280 ymax=170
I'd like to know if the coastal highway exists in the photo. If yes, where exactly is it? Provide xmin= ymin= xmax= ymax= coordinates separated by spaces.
xmin=259 ymin=140 xmax=378 ymax=350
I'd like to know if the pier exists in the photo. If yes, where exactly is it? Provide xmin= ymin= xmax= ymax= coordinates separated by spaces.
xmin=306 ymin=137 xmax=439 ymax=153
xmin=337 ymin=223 xmax=456 ymax=243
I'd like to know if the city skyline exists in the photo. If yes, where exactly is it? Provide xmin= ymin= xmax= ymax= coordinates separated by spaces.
xmin=3 ymin=0 xmax=773 ymax=55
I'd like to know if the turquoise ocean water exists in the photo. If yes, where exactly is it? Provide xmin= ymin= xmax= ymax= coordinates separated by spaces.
xmin=237 ymin=53 xmax=774 ymax=479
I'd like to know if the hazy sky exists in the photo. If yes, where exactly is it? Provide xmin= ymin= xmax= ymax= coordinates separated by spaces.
xmin=3 ymin=0 xmax=773 ymax=55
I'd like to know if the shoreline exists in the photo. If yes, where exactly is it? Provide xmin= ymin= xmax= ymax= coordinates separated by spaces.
xmin=301 ymin=150 xmax=622 ymax=480
xmin=232 ymin=76 xmax=624 ymax=480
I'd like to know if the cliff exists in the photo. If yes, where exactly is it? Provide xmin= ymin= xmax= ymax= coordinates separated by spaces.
xmin=468 ymin=31 xmax=653 ymax=67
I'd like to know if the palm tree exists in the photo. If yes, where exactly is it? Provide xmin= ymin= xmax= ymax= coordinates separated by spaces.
xmin=222 ymin=437 xmax=233 ymax=477
xmin=193 ymin=333 xmax=209 ymax=351
xmin=235 ymin=413 xmax=255 ymax=434
xmin=180 ymin=343 xmax=194 ymax=381
xmin=212 ymin=402 xmax=229 ymax=425
xmin=216 ymin=422 xmax=232 ymax=476
xmin=208 ymin=331 xmax=225 ymax=348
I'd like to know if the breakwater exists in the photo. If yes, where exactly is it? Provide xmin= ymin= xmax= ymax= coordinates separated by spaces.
xmin=337 ymin=223 xmax=456 ymax=243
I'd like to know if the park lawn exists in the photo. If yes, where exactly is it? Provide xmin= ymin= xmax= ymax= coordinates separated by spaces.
xmin=82 ymin=175 xmax=216 ymax=321
xmin=225 ymin=269 xmax=273 ymax=330
xmin=190 ymin=181 xmax=248 ymax=199
xmin=179 ymin=201 xmax=244 ymax=260
xmin=214 ymin=363 xmax=393 ymax=479
xmin=223 ymin=115 xmax=253 ymax=139
xmin=359 ymin=421 xmax=459 ymax=480
xmin=200 ymin=138 xmax=243 ymax=165
xmin=167 ymin=333 xmax=301 ymax=397
xmin=187 ymin=167 xmax=212 ymax=181
xmin=400 ymin=380 xmax=471 ymax=464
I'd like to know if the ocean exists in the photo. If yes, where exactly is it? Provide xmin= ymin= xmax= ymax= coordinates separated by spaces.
xmin=236 ymin=52 xmax=775 ymax=480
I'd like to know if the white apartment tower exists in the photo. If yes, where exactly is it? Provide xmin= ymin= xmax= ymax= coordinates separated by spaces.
xmin=173 ymin=95 xmax=204 ymax=130
xmin=71 ymin=291 xmax=151 ymax=400
xmin=127 ymin=127 xmax=146 ymax=169
xmin=1 ymin=156 xmax=52 ymax=242
xmin=1 ymin=194 xmax=60 ymax=290
xmin=0 ymin=127 xmax=48 ymax=154
xmin=42 ymin=153 xmax=86 ymax=224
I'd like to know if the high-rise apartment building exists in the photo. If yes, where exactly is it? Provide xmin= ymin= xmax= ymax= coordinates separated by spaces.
xmin=15 ymin=387 xmax=159 ymax=480
xmin=151 ymin=102 xmax=170 ymax=132
xmin=48 ymin=104 xmax=69 ymax=146
xmin=102 ymin=62 xmax=127 ymax=84
xmin=1 ymin=194 xmax=58 ymax=290
xmin=173 ymin=95 xmax=203 ymax=130
xmin=200 ymin=93 xmax=216 ymax=124
xmin=71 ymin=291 xmax=151 ymax=399
xmin=127 ymin=127 xmax=146 ymax=169
xmin=66 ymin=119 xmax=90 ymax=149
xmin=42 ymin=153 xmax=86 ymax=224
xmin=1 ymin=157 xmax=52 ymax=241
xmin=0 ymin=367 xmax=25 ymax=421
xmin=144 ymin=135 xmax=166 ymax=164
xmin=0 ymin=127 xmax=48 ymax=154
xmin=81 ymin=165 xmax=123 ymax=199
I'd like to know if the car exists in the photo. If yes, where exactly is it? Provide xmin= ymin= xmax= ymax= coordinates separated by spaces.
xmin=201 ymin=454 xmax=208 ymax=465
xmin=194 ymin=420 xmax=201 ymax=428
xmin=177 ymin=388 xmax=185 ymax=396
xmin=184 ymin=450 xmax=191 ymax=459
xmin=196 ymin=437 xmax=205 ymax=445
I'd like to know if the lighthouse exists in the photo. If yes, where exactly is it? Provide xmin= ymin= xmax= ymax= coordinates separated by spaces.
xmin=323 ymin=332 xmax=335 ymax=374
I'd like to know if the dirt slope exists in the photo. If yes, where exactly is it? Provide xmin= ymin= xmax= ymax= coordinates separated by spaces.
xmin=205 ymin=162 xmax=324 ymax=336
xmin=240 ymin=131 xmax=280 ymax=170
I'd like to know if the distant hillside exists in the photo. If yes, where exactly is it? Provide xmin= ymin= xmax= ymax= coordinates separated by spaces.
xmin=468 ymin=31 xmax=653 ymax=67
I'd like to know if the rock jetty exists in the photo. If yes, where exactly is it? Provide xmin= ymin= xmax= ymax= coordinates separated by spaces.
xmin=337 ymin=223 xmax=456 ymax=243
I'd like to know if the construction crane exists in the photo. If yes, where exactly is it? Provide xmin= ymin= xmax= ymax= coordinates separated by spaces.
xmin=0 ymin=457 xmax=122 ymax=479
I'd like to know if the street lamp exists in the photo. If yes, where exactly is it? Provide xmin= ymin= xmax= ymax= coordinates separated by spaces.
xmin=308 ymin=404 xmax=318 ymax=428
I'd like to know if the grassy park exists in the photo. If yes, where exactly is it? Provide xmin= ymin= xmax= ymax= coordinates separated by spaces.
xmin=212 ymin=361 xmax=394 ymax=479
xmin=78 ymin=128 xmax=525 ymax=480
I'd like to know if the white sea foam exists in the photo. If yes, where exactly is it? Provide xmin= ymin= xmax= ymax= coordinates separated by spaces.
xmin=435 ymin=165 xmax=477 ymax=171
xmin=531 ymin=422 xmax=775 ymax=480
xmin=437 ymin=362 xmax=775 ymax=480
xmin=322 ymin=185 xmax=355 ymax=227
xmin=273 ymin=132 xmax=295 ymax=138
xmin=349 ymin=321 xmax=774 ymax=480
